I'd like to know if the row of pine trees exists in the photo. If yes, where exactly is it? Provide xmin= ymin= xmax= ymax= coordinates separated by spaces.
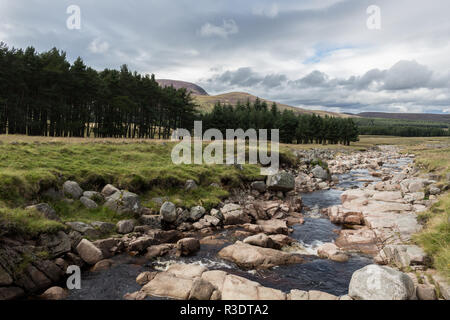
xmin=201 ymin=100 xmax=359 ymax=145
xmin=0 ymin=43 xmax=197 ymax=138
xmin=0 ymin=43 xmax=359 ymax=144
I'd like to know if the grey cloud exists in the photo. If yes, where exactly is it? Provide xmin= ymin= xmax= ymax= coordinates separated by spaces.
xmin=382 ymin=60 xmax=433 ymax=90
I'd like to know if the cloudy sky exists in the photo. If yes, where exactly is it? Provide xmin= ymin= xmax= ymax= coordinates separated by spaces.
xmin=1 ymin=0 xmax=450 ymax=113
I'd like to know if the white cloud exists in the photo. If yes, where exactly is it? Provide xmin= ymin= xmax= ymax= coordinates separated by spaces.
xmin=88 ymin=38 xmax=110 ymax=54
xmin=252 ymin=3 xmax=279 ymax=18
xmin=199 ymin=19 xmax=239 ymax=38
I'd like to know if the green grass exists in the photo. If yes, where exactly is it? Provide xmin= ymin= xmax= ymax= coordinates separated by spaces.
xmin=414 ymin=195 xmax=450 ymax=281
xmin=0 ymin=207 xmax=66 ymax=237
xmin=0 ymin=137 xmax=264 ymax=206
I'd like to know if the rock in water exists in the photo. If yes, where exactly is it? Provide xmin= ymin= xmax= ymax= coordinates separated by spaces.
xmin=266 ymin=172 xmax=295 ymax=192
xmin=76 ymin=239 xmax=103 ymax=265
xmin=349 ymin=265 xmax=415 ymax=300
xmin=160 ymin=201 xmax=177 ymax=223
xmin=63 ymin=181 xmax=83 ymax=199
xmin=39 ymin=286 xmax=68 ymax=300
xmin=176 ymin=238 xmax=200 ymax=256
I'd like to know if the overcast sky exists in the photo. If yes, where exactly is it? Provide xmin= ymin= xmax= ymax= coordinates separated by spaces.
xmin=1 ymin=0 xmax=450 ymax=114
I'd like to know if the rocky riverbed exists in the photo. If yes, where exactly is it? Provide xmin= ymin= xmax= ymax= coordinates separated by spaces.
xmin=1 ymin=146 xmax=449 ymax=300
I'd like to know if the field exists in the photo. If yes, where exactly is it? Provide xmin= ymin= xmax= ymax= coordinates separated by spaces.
xmin=0 ymin=134 xmax=449 ymax=278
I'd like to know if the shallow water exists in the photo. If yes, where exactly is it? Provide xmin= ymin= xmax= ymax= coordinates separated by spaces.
xmin=67 ymin=158 xmax=410 ymax=300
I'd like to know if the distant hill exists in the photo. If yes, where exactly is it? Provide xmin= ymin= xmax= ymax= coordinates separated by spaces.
xmin=357 ymin=112 xmax=450 ymax=122
xmin=156 ymin=79 xmax=209 ymax=96
xmin=193 ymin=92 xmax=352 ymax=118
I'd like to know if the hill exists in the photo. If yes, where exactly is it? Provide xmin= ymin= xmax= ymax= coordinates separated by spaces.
xmin=156 ymin=79 xmax=209 ymax=96
xmin=357 ymin=112 xmax=450 ymax=123
xmin=193 ymin=92 xmax=351 ymax=118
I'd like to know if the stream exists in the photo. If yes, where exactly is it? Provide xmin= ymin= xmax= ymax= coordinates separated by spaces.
xmin=67 ymin=158 xmax=410 ymax=300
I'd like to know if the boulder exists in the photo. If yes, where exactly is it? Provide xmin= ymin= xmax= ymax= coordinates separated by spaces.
xmin=220 ymin=203 xmax=250 ymax=225
xmin=176 ymin=238 xmax=200 ymax=256
xmin=145 ymin=244 xmax=174 ymax=259
xmin=39 ymin=286 xmax=68 ymax=300
xmin=256 ymin=219 xmax=289 ymax=235
xmin=349 ymin=265 xmax=415 ymax=300
xmin=288 ymin=289 xmax=309 ymax=300
xmin=266 ymin=171 xmax=295 ymax=192
xmin=0 ymin=287 xmax=25 ymax=300
xmin=190 ymin=206 xmax=206 ymax=221
xmin=218 ymin=241 xmax=303 ymax=269
xmin=101 ymin=184 xmax=119 ymax=197
xmin=308 ymin=290 xmax=338 ymax=300
xmin=185 ymin=179 xmax=198 ymax=191
xmin=116 ymin=219 xmax=135 ymax=234
xmin=382 ymin=245 xmax=428 ymax=268
xmin=141 ymin=272 xmax=193 ymax=300
xmin=25 ymin=203 xmax=60 ymax=221
xmin=311 ymin=165 xmax=329 ymax=180
xmin=243 ymin=233 xmax=279 ymax=249
xmin=210 ymin=208 xmax=224 ymax=222
xmin=0 ymin=266 xmax=13 ymax=286
xmin=76 ymin=239 xmax=103 ymax=265
xmin=317 ymin=243 xmax=349 ymax=263
xmin=83 ymin=191 xmax=102 ymax=200
xmin=136 ymin=271 xmax=157 ymax=286
xmin=372 ymin=191 xmax=403 ymax=202
xmin=63 ymin=181 xmax=83 ymax=199
xmin=251 ymin=181 xmax=267 ymax=193
xmin=221 ymin=274 xmax=286 ymax=300
xmin=335 ymin=228 xmax=379 ymax=255
xmin=91 ymin=259 xmax=113 ymax=272
xmin=80 ymin=196 xmax=98 ymax=209
xmin=90 ymin=221 xmax=116 ymax=234
xmin=160 ymin=202 xmax=177 ymax=223
xmin=104 ymin=191 xmax=141 ymax=215
xmin=416 ymin=284 xmax=437 ymax=300
xmin=38 ymin=231 xmax=71 ymax=258
xmin=188 ymin=278 xmax=216 ymax=300
xmin=166 ymin=264 xmax=207 ymax=279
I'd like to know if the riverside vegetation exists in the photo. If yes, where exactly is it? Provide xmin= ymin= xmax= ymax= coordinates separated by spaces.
xmin=0 ymin=134 xmax=449 ymax=300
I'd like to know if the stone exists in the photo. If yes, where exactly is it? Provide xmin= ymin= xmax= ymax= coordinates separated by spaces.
xmin=308 ymin=290 xmax=338 ymax=300
xmin=311 ymin=165 xmax=329 ymax=180
xmin=416 ymin=284 xmax=437 ymax=300
xmin=38 ymin=231 xmax=71 ymax=258
xmin=335 ymin=228 xmax=379 ymax=255
xmin=0 ymin=287 xmax=25 ymax=300
xmin=0 ymin=265 xmax=13 ymax=286
xmin=220 ymin=274 xmax=286 ymax=300
xmin=80 ymin=196 xmax=98 ymax=209
xmin=39 ymin=286 xmax=68 ymax=300
xmin=136 ymin=271 xmax=157 ymax=286
xmin=63 ymin=181 xmax=83 ymax=199
xmin=188 ymin=278 xmax=216 ymax=300
xmin=317 ymin=243 xmax=349 ymax=263
xmin=243 ymin=233 xmax=279 ymax=249
xmin=104 ymin=191 xmax=141 ymax=215
xmin=251 ymin=181 xmax=267 ymax=193
xmin=431 ymin=273 xmax=450 ymax=300
xmin=190 ymin=206 xmax=206 ymax=221
xmin=76 ymin=239 xmax=103 ymax=265
xmin=429 ymin=186 xmax=440 ymax=195
xmin=25 ymin=203 xmax=60 ymax=221
xmin=90 ymin=221 xmax=116 ymax=234
xmin=176 ymin=238 xmax=200 ymax=256
xmin=210 ymin=208 xmax=224 ymax=222
xmin=124 ymin=291 xmax=147 ymax=300
xmin=266 ymin=171 xmax=295 ymax=192
xmin=91 ymin=259 xmax=113 ymax=272
xmin=382 ymin=245 xmax=428 ymax=268
xmin=141 ymin=272 xmax=193 ymax=300
xmin=349 ymin=265 xmax=415 ymax=300
xmin=101 ymin=184 xmax=119 ymax=197
xmin=218 ymin=241 xmax=303 ymax=269
xmin=145 ymin=244 xmax=174 ymax=259
xmin=83 ymin=191 xmax=102 ymax=200
xmin=203 ymin=215 xmax=221 ymax=227
xmin=116 ymin=219 xmax=135 ymax=234
xmin=220 ymin=203 xmax=250 ymax=225
xmin=372 ymin=191 xmax=403 ymax=202
xmin=288 ymin=289 xmax=309 ymax=300
xmin=166 ymin=264 xmax=207 ymax=279
xmin=160 ymin=201 xmax=177 ymax=223
xmin=185 ymin=179 xmax=198 ymax=191
xmin=92 ymin=238 xmax=121 ymax=258
xmin=256 ymin=219 xmax=289 ymax=235
xmin=201 ymin=270 xmax=228 ymax=292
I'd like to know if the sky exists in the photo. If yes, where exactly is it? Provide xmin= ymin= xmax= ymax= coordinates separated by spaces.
xmin=1 ymin=0 xmax=450 ymax=114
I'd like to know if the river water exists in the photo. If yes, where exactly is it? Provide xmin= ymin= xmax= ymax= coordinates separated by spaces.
xmin=67 ymin=158 xmax=410 ymax=300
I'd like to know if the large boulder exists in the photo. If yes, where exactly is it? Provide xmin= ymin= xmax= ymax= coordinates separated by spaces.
xmin=243 ymin=233 xmax=279 ymax=249
xmin=39 ymin=286 xmax=68 ymax=300
xmin=63 ymin=181 xmax=83 ymax=199
xmin=76 ymin=239 xmax=103 ymax=265
xmin=160 ymin=202 xmax=177 ymax=223
xmin=266 ymin=171 xmax=295 ymax=192
xmin=176 ymin=238 xmax=200 ymax=256
xmin=311 ymin=165 xmax=329 ymax=180
xmin=218 ymin=241 xmax=303 ymax=269
xmin=116 ymin=219 xmax=135 ymax=234
xmin=220 ymin=204 xmax=250 ymax=225
xmin=104 ymin=191 xmax=141 ymax=215
xmin=190 ymin=206 xmax=206 ymax=221
xmin=349 ymin=265 xmax=415 ymax=300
